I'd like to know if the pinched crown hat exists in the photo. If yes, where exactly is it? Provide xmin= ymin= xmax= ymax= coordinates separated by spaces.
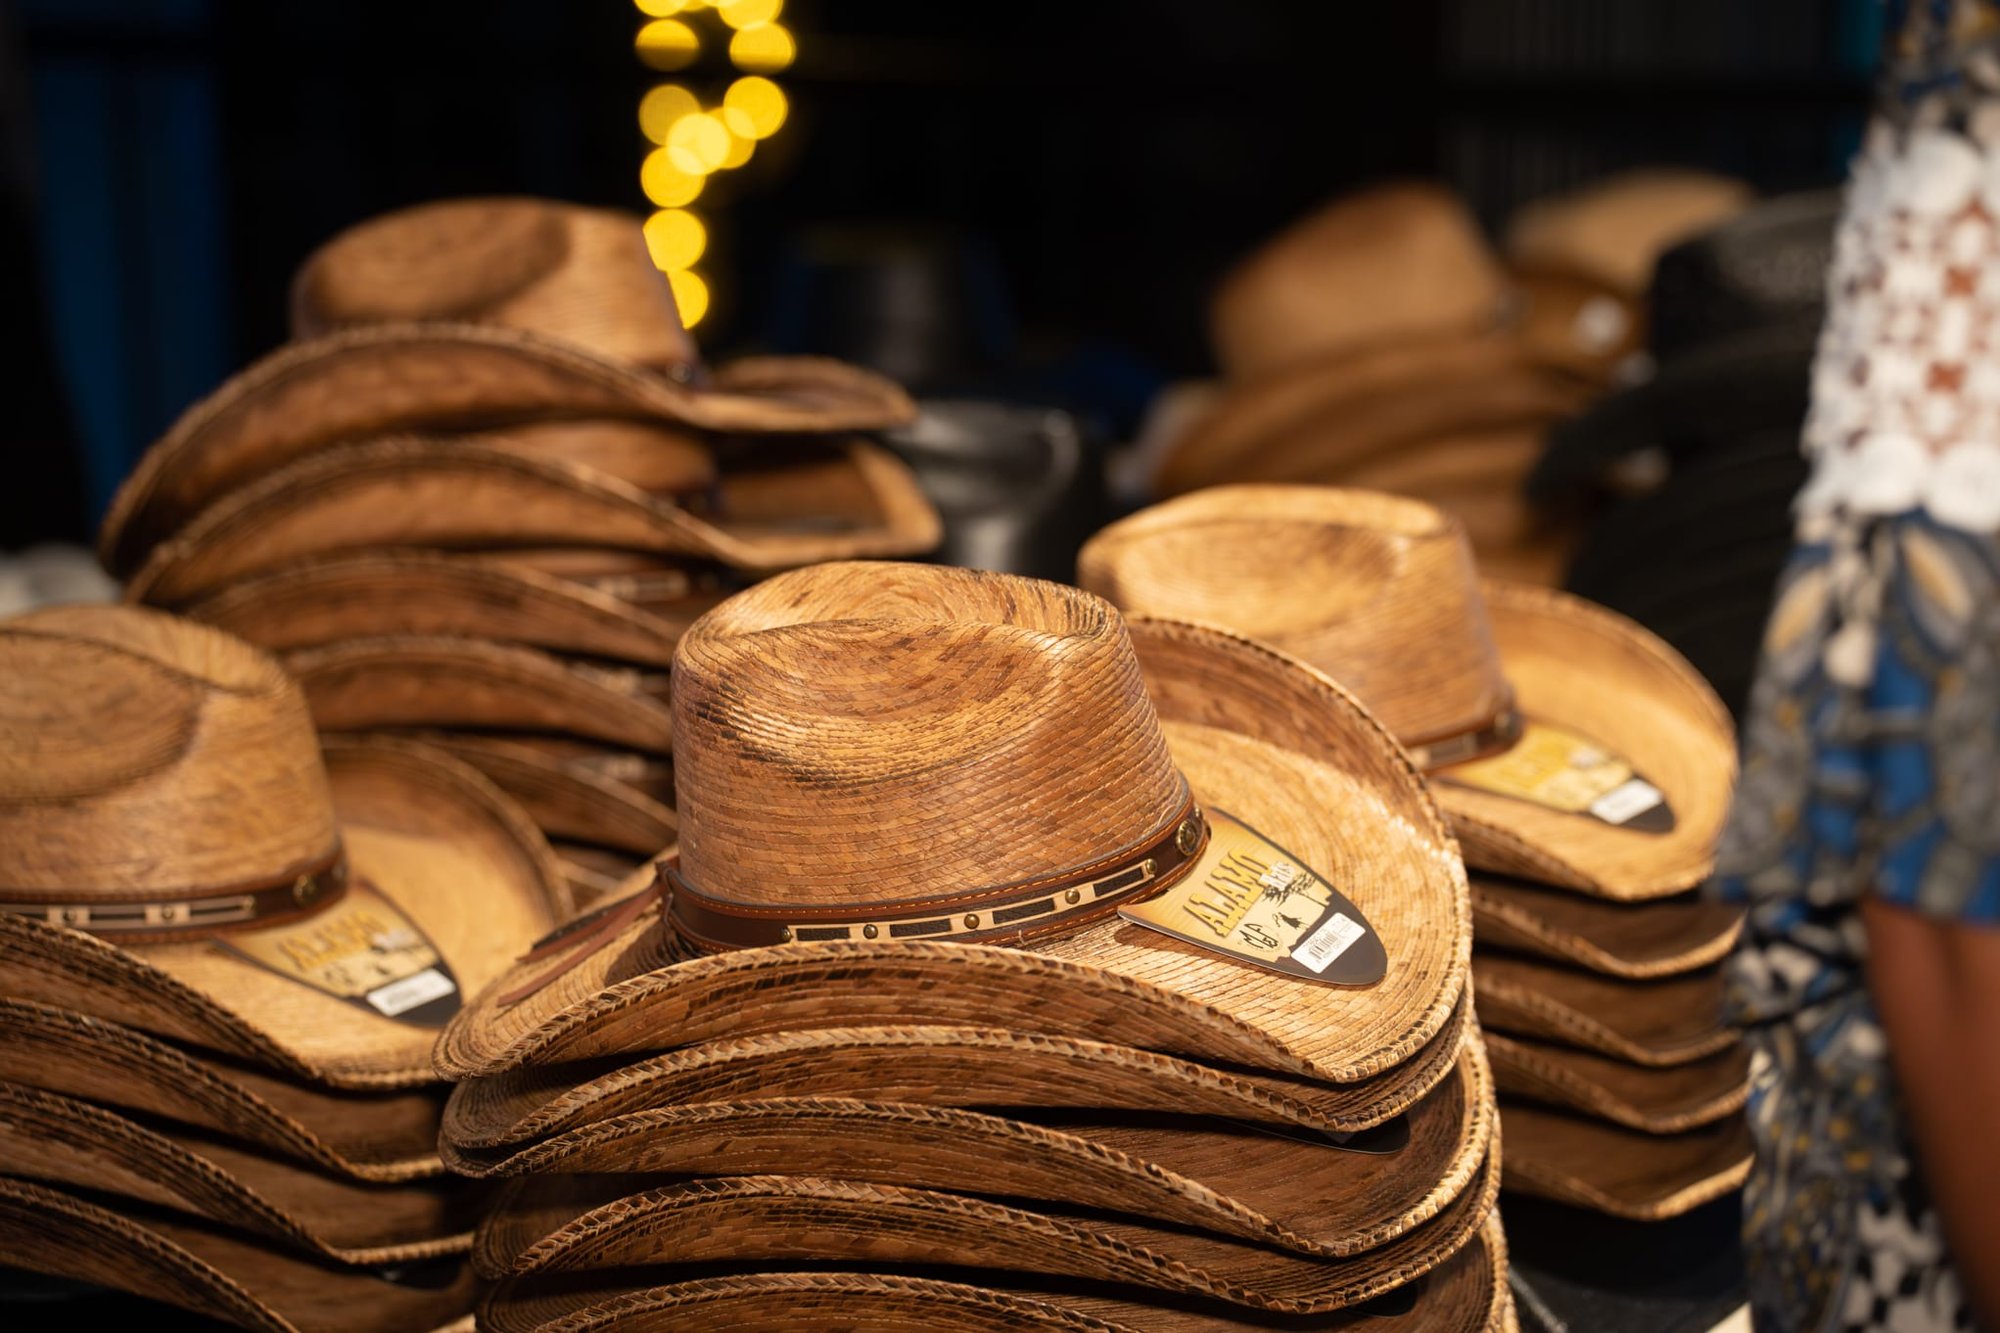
xmin=100 ymin=197 xmax=919 ymax=575
xmin=0 ymin=605 xmax=567 ymax=1087
xmin=437 ymin=563 xmax=1471 ymax=1084
xmin=1079 ymin=486 xmax=1736 ymax=898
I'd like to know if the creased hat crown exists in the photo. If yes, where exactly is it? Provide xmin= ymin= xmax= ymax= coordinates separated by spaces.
xmin=1079 ymin=486 xmax=1511 ymax=750
xmin=670 ymin=563 xmax=1185 ymax=907
xmin=0 ymin=606 xmax=337 ymax=897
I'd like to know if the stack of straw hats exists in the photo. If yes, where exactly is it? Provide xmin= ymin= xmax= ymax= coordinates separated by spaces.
xmin=1081 ymin=486 xmax=1752 ymax=1222
xmin=433 ymin=562 xmax=1514 ymax=1329
xmin=100 ymin=196 xmax=941 ymax=910
xmin=0 ymin=604 xmax=572 ymax=1329
xmin=1156 ymin=174 xmax=1749 ymax=586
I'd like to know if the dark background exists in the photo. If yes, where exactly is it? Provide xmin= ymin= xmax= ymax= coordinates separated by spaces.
xmin=4 ymin=0 xmax=1873 ymax=545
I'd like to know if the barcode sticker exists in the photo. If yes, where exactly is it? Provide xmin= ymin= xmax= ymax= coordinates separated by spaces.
xmin=1589 ymin=779 xmax=1665 ymax=827
xmin=366 ymin=967 xmax=457 ymax=1018
xmin=1292 ymin=912 xmax=1366 ymax=974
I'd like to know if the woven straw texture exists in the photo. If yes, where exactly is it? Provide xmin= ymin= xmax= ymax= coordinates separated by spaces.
xmin=0 ymin=1081 xmax=477 ymax=1265
xmin=1078 ymin=486 xmax=1735 ymax=900
xmin=0 ymin=1000 xmax=443 ymax=1181
xmin=124 ymin=437 xmax=940 ymax=603
xmin=388 ymin=733 xmax=675 ymax=858
xmin=0 ymin=1176 xmax=479 ymax=1332
xmin=1497 ymin=1100 xmax=1752 ymax=1221
xmin=473 ymin=1148 xmax=1498 ymax=1313
xmin=1473 ymin=953 xmax=1734 ymax=1068
xmin=1486 ymin=1031 xmax=1749 ymax=1134
xmin=100 ymin=196 xmax=919 ymax=575
xmin=180 ymin=552 xmax=695 ymax=667
xmin=0 ymin=733 xmax=566 ymax=1088
xmin=282 ymin=636 xmax=675 ymax=756
xmin=444 ymin=996 xmax=1469 ymax=1153
xmin=435 ymin=569 xmax=1468 ymax=1084
xmin=444 ymin=1042 xmax=1489 ymax=1263
xmin=475 ymin=1212 xmax=1507 ymax=1332
xmin=1469 ymin=875 xmax=1743 ymax=979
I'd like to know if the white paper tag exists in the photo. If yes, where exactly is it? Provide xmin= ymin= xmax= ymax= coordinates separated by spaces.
xmin=1588 ymin=778 xmax=1666 ymax=827
xmin=1292 ymin=912 xmax=1366 ymax=974
xmin=365 ymin=966 xmax=458 ymax=1018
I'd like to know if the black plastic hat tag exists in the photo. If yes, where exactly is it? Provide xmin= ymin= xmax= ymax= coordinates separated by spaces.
xmin=1120 ymin=807 xmax=1386 ymax=986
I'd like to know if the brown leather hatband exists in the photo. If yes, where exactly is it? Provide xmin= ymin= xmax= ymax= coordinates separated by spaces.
xmin=0 ymin=850 xmax=351 ymax=944
xmin=1404 ymin=703 xmax=1524 ymax=772
xmin=666 ymin=791 xmax=1209 ymax=953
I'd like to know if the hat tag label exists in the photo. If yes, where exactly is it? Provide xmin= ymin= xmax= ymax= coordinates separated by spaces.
xmin=1436 ymin=718 xmax=1675 ymax=832
xmin=1120 ymin=808 xmax=1386 ymax=987
xmin=217 ymin=880 xmax=462 ymax=1027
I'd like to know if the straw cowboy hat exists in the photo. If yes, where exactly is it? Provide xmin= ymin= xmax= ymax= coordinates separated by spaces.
xmin=0 ymin=1176 xmax=479 ymax=1332
xmin=400 ymin=732 xmax=676 ymax=858
xmin=1496 ymin=1101 xmax=1752 ymax=1221
xmin=1485 ymin=1031 xmax=1749 ymax=1135
xmin=475 ymin=1213 xmax=1510 ymax=1332
xmin=474 ymin=1150 xmax=1497 ymax=1313
xmin=280 ymin=635 xmax=676 ymax=755
xmin=0 ymin=605 xmax=568 ymax=1088
xmin=1471 ymin=953 xmax=1733 ymax=1067
xmin=1078 ymin=486 xmax=1736 ymax=898
xmin=0 ymin=1000 xmax=446 ymax=1182
xmin=419 ymin=732 xmax=676 ymax=807
xmin=1504 ymin=169 xmax=1753 ymax=302
xmin=0 ymin=1081 xmax=479 ymax=1265
xmin=434 ymin=564 xmax=1471 ymax=1084
xmin=1470 ymin=874 xmax=1742 ymax=979
xmin=178 ymin=551 xmax=705 ymax=668
xmin=445 ymin=1045 xmax=1491 ymax=1263
xmin=1209 ymin=183 xmax=1511 ymax=381
xmin=99 ymin=196 xmax=919 ymax=576
xmin=444 ymin=995 xmax=1471 ymax=1155
xmin=123 ymin=435 xmax=941 ymax=605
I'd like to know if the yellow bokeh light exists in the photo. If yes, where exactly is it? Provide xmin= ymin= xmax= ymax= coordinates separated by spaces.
xmin=638 ymin=84 xmax=700 ymax=145
xmin=640 ymin=148 xmax=706 ymax=207
xmin=718 ymin=127 xmax=755 ymax=169
xmin=634 ymin=19 xmax=700 ymax=71
xmin=668 ymin=268 xmax=710 ymax=327
xmin=643 ymin=209 xmax=708 ymax=271
xmin=722 ymin=76 xmax=787 ymax=139
xmin=717 ymin=0 xmax=782 ymax=29
xmin=634 ymin=0 xmax=689 ymax=15
xmin=666 ymin=112 xmax=731 ymax=175
xmin=729 ymin=22 xmax=795 ymax=73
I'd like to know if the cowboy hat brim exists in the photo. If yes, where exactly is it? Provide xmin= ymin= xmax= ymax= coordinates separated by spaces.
xmin=444 ymin=995 xmax=1470 ymax=1153
xmin=1436 ymin=582 xmax=1737 ymax=899
xmin=1472 ymin=953 xmax=1734 ymax=1068
xmin=475 ymin=1212 xmax=1508 ymax=1333
xmin=0 ymin=999 xmax=445 ymax=1182
xmin=0 ymin=1081 xmax=478 ymax=1265
xmin=99 ymin=323 xmax=919 ymax=576
xmin=1486 ymin=1031 xmax=1748 ymax=1134
xmin=280 ymin=636 xmax=676 ymax=756
xmin=1497 ymin=1101 xmax=1751 ymax=1221
xmin=0 ymin=737 xmax=566 ymax=1089
xmin=124 ymin=437 xmax=941 ymax=605
xmin=0 ymin=1176 xmax=480 ymax=1333
xmin=1469 ymin=875 xmax=1743 ymax=979
xmin=443 ymin=1045 xmax=1490 ymax=1261
xmin=179 ymin=552 xmax=699 ymax=668
xmin=433 ymin=619 xmax=1470 ymax=1086
xmin=399 ymin=732 xmax=676 ymax=857
xmin=473 ymin=1150 xmax=1499 ymax=1313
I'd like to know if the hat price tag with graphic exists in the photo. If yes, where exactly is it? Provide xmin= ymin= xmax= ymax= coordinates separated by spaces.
xmin=1120 ymin=808 xmax=1386 ymax=986
xmin=217 ymin=881 xmax=461 ymax=1027
xmin=1436 ymin=718 xmax=1674 ymax=832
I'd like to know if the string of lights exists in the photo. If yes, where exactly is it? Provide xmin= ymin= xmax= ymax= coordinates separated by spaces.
xmin=633 ymin=0 xmax=795 ymax=329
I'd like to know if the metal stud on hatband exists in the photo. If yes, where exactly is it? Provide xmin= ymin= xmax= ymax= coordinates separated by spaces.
xmin=1176 ymin=816 xmax=1202 ymax=855
xmin=292 ymin=874 xmax=318 ymax=907
xmin=862 ymin=923 xmax=879 ymax=939
xmin=779 ymin=926 xmax=794 ymax=942
xmin=1065 ymin=888 xmax=1081 ymax=904
xmin=964 ymin=914 xmax=979 ymax=929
